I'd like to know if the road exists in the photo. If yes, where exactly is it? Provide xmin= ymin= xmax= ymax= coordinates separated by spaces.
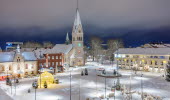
xmin=0 ymin=63 xmax=170 ymax=100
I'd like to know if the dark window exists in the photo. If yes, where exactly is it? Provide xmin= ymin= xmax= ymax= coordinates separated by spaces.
xmin=155 ymin=61 xmax=158 ymax=65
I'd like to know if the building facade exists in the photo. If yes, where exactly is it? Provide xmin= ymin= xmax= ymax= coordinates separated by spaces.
xmin=0 ymin=45 xmax=37 ymax=79
xmin=114 ymin=48 xmax=170 ymax=73
xmin=72 ymin=8 xmax=85 ymax=66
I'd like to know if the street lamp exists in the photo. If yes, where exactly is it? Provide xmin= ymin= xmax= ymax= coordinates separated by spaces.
xmin=105 ymin=76 xmax=107 ymax=99
xmin=141 ymin=72 xmax=143 ymax=100
xmin=69 ymin=67 xmax=72 ymax=100
xmin=33 ymin=81 xmax=38 ymax=100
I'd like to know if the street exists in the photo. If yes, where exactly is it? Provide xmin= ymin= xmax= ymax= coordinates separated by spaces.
xmin=0 ymin=62 xmax=170 ymax=100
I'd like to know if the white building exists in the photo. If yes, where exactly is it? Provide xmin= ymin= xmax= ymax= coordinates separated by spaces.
xmin=0 ymin=45 xmax=37 ymax=78
xmin=114 ymin=48 xmax=170 ymax=73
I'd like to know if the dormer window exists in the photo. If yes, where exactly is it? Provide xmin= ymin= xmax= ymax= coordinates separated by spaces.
xmin=79 ymin=30 xmax=81 ymax=33
xmin=17 ymin=57 xmax=20 ymax=62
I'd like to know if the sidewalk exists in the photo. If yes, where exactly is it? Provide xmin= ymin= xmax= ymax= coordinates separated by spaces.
xmin=0 ymin=88 xmax=13 ymax=100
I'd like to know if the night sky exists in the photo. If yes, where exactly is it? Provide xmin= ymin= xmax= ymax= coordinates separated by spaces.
xmin=0 ymin=0 xmax=170 ymax=48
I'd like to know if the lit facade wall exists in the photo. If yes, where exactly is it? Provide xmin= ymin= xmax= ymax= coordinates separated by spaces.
xmin=115 ymin=54 xmax=169 ymax=73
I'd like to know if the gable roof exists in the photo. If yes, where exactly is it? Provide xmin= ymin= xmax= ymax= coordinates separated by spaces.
xmin=45 ymin=44 xmax=73 ymax=54
xmin=0 ymin=51 xmax=37 ymax=63
xmin=0 ymin=52 xmax=15 ymax=62
xmin=21 ymin=52 xmax=37 ymax=61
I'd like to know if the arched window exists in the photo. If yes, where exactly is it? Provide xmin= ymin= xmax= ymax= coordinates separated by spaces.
xmin=17 ymin=65 xmax=20 ymax=70
xmin=79 ymin=30 xmax=81 ymax=33
xmin=0 ymin=65 xmax=5 ymax=71
xmin=9 ymin=65 xmax=12 ymax=70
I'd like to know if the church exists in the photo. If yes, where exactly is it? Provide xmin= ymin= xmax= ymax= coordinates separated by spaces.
xmin=35 ymin=7 xmax=85 ymax=72
xmin=0 ymin=4 xmax=85 ymax=78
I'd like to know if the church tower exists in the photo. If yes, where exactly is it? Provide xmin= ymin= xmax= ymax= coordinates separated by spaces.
xmin=72 ymin=0 xmax=84 ymax=66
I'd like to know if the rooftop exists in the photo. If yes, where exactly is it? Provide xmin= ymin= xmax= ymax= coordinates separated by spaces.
xmin=114 ymin=48 xmax=170 ymax=55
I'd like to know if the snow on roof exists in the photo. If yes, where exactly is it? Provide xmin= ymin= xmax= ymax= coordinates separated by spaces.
xmin=73 ymin=9 xmax=83 ymax=33
xmin=21 ymin=52 xmax=37 ymax=61
xmin=0 ymin=52 xmax=15 ymax=62
xmin=45 ymin=44 xmax=73 ymax=54
xmin=114 ymin=48 xmax=170 ymax=55
xmin=34 ymin=48 xmax=49 ymax=59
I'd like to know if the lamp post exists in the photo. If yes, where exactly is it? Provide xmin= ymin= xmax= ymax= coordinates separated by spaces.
xmin=95 ymin=65 xmax=98 ymax=98
xmin=70 ymin=68 xmax=72 ymax=100
xmin=141 ymin=72 xmax=143 ymax=100
xmin=105 ymin=77 xmax=107 ymax=99
xmin=114 ymin=81 xmax=116 ymax=100
xmin=33 ymin=81 xmax=38 ymax=100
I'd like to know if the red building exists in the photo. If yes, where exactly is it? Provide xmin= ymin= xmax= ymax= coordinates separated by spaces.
xmin=37 ymin=53 xmax=65 ymax=73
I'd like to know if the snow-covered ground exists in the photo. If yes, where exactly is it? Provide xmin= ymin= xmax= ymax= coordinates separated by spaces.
xmin=0 ymin=61 xmax=170 ymax=100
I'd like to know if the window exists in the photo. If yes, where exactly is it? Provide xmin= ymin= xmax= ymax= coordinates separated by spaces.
xmin=17 ymin=65 xmax=20 ymax=70
xmin=160 ymin=56 xmax=165 ymax=59
xmin=127 ymin=60 xmax=129 ymax=63
xmin=0 ymin=66 xmax=5 ymax=71
xmin=155 ymin=61 xmax=158 ymax=65
xmin=60 ymin=62 xmax=62 ymax=65
xmin=145 ymin=61 xmax=147 ymax=64
xmin=60 ymin=56 xmax=62 ymax=59
xmin=25 ymin=64 xmax=28 ymax=69
xmin=56 ymin=62 xmax=58 ymax=66
xmin=9 ymin=66 xmax=12 ymax=70
xmin=48 ymin=56 xmax=50 ymax=59
xmin=17 ymin=57 xmax=20 ymax=62
xmin=56 ymin=56 xmax=58 ymax=59
xmin=52 ymin=56 xmax=54 ymax=59
xmin=154 ymin=56 xmax=158 ymax=58
xmin=52 ymin=62 xmax=54 ymax=66
xmin=32 ymin=64 xmax=34 ymax=69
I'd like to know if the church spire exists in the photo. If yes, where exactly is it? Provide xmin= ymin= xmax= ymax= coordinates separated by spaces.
xmin=65 ymin=32 xmax=70 ymax=45
xmin=73 ymin=0 xmax=83 ymax=33
xmin=16 ymin=44 xmax=20 ymax=54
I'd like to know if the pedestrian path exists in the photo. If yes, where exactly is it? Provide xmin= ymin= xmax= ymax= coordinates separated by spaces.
xmin=0 ymin=88 xmax=13 ymax=100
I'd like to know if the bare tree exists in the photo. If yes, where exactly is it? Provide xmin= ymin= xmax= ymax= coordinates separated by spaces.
xmin=22 ymin=41 xmax=42 ymax=48
xmin=89 ymin=36 xmax=103 ymax=62
xmin=43 ymin=41 xmax=54 ymax=48
xmin=107 ymin=39 xmax=124 ymax=63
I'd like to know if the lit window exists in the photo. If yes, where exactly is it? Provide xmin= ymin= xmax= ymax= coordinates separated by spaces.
xmin=25 ymin=64 xmax=28 ymax=69
xmin=17 ymin=65 xmax=20 ymax=70
xmin=56 ymin=56 xmax=58 ymax=59
xmin=52 ymin=56 xmax=54 ymax=59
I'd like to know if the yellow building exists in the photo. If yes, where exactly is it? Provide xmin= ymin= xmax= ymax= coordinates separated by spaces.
xmin=114 ymin=48 xmax=170 ymax=73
